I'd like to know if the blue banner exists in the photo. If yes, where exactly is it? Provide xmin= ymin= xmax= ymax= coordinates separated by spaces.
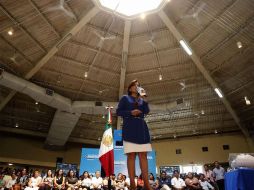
xmin=79 ymin=148 xmax=101 ymax=176
xmin=79 ymin=130 xmax=156 ymax=177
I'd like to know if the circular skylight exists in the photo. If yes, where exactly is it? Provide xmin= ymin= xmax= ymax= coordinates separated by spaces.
xmin=95 ymin=0 xmax=165 ymax=18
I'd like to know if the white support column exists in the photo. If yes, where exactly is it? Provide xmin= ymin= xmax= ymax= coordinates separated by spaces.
xmin=117 ymin=20 xmax=131 ymax=130
xmin=158 ymin=10 xmax=252 ymax=142
xmin=0 ymin=7 xmax=99 ymax=111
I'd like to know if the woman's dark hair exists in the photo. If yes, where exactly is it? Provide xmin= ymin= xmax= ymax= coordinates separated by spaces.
xmin=46 ymin=170 xmax=53 ymax=178
xmin=55 ymin=169 xmax=63 ymax=177
xmin=67 ymin=170 xmax=74 ymax=177
xmin=33 ymin=170 xmax=39 ymax=177
xmin=127 ymin=79 xmax=138 ymax=95
xmin=149 ymin=173 xmax=155 ymax=180
xmin=82 ymin=171 xmax=89 ymax=178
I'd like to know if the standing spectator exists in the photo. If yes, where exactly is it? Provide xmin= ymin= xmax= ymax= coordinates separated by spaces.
xmin=171 ymin=170 xmax=185 ymax=190
xmin=184 ymin=172 xmax=201 ymax=190
xmin=54 ymin=170 xmax=65 ymax=190
xmin=203 ymin=165 xmax=217 ymax=190
xmin=40 ymin=170 xmax=54 ymax=190
xmin=25 ymin=170 xmax=42 ymax=190
xmin=66 ymin=170 xmax=79 ymax=190
xmin=199 ymin=174 xmax=214 ymax=190
xmin=158 ymin=171 xmax=171 ymax=190
xmin=80 ymin=171 xmax=91 ymax=190
xmin=91 ymin=171 xmax=103 ymax=190
xmin=212 ymin=162 xmax=225 ymax=190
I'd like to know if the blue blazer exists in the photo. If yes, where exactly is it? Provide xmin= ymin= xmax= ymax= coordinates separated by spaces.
xmin=116 ymin=95 xmax=151 ymax=144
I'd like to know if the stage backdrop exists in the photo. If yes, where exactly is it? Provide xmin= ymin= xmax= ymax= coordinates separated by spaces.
xmin=80 ymin=130 xmax=156 ymax=177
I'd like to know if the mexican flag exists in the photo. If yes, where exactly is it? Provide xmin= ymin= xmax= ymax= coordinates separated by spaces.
xmin=98 ymin=107 xmax=114 ymax=176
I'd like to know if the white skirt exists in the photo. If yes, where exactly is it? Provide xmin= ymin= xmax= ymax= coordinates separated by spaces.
xmin=123 ymin=140 xmax=152 ymax=154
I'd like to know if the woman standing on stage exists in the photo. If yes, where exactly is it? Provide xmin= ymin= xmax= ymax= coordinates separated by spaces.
xmin=116 ymin=80 xmax=152 ymax=190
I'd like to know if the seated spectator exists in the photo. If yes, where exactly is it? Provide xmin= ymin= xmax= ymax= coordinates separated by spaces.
xmin=66 ymin=170 xmax=79 ymax=190
xmin=171 ymin=170 xmax=185 ymax=190
xmin=134 ymin=176 xmax=138 ymax=188
xmin=148 ymin=173 xmax=158 ymax=190
xmin=17 ymin=169 xmax=29 ymax=190
xmin=4 ymin=172 xmax=17 ymax=190
xmin=184 ymin=172 xmax=201 ymax=190
xmin=2 ymin=170 xmax=12 ymax=190
xmin=158 ymin=171 xmax=171 ymax=190
xmin=199 ymin=174 xmax=214 ymax=190
xmin=137 ymin=174 xmax=144 ymax=190
xmin=122 ymin=175 xmax=129 ymax=190
xmin=80 ymin=171 xmax=91 ymax=190
xmin=115 ymin=174 xmax=124 ymax=190
xmin=1 ymin=174 xmax=4 ymax=190
xmin=91 ymin=171 xmax=102 ymax=190
xmin=102 ymin=177 xmax=108 ymax=190
xmin=25 ymin=170 xmax=42 ymax=190
xmin=39 ymin=169 xmax=54 ymax=190
xmin=54 ymin=170 xmax=65 ymax=190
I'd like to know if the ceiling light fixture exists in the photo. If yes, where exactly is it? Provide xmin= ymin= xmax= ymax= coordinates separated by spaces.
xmin=214 ymin=129 xmax=218 ymax=134
xmin=237 ymin=41 xmax=242 ymax=49
xmin=8 ymin=28 xmax=14 ymax=36
xmin=35 ymin=102 xmax=38 ymax=105
xmin=201 ymin=110 xmax=205 ymax=115
xmin=8 ymin=163 xmax=13 ymax=166
xmin=84 ymin=72 xmax=88 ymax=78
xmin=244 ymin=96 xmax=251 ymax=105
xmin=179 ymin=40 xmax=192 ymax=55
xmin=15 ymin=123 xmax=19 ymax=128
xmin=140 ymin=13 xmax=146 ymax=19
xmin=214 ymin=88 xmax=223 ymax=98
xmin=159 ymin=74 xmax=163 ymax=81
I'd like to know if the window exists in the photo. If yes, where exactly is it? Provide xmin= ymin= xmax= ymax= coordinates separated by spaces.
xmin=176 ymin=149 xmax=182 ymax=154
xmin=96 ymin=0 xmax=165 ymax=17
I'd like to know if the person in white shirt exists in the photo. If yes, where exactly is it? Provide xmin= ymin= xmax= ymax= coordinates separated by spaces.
xmin=212 ymin=161 xmax=225 ymax=190
xmin=199 ymin=174 xmax=214 ymax=190
xmin=5 ymin=173 xmax=17 ymax=190
xmin=91 ymin=171 xmax=102 ymax=190
xmin=122 ymin=175 xmax=129 ymax=190
xmin=115 ymin=173 xmax=125 ymax=190
xmin=25 ymin=170 xmax=42 ymax=190
xmin=171 ymin=170 xmax=185 ymax=190
xmin=80 ymin=171 xmax=92 ymax=190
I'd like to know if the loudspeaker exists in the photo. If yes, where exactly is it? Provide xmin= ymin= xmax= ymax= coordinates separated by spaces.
xmin=223 ymin=145 xmax=230 ymax=150
xmin=95 ymin=101 xmax=103 ymax=106
xmin=56 ymin=157 xmax=63 ymax=163
xmin=176 ymin=149 xmax=182 ymax=154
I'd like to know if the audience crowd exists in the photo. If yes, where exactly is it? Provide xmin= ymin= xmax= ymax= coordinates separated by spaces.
xmin=0 ymin=161 xmax=225 ymax=190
